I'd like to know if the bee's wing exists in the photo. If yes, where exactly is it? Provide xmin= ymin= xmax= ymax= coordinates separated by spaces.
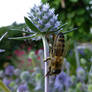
xmin=52 ymin=34 xmax=57 ymax=56
xmin=53 ymin=32 xmax=65 ymax=56
xmin=63 ymin=39 xmax=71 ymax=57
xmin=47 ymin=34 xmax=57 ymax=57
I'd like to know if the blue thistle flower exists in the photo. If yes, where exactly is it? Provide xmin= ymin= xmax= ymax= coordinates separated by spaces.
xmin=17 ymin=84 xmax=29 ymax=92
xmin=76 ymin=67 xmax=86 ymax=82
xmin=24 ymin=3 xmax=62 ymax=40
xmin=20 ymin=71 xmax=31 ymax=83
xmin=77 ymin=48 xmax=85 ymax=56
xmin=54 ymin=71 xmax=72 ymax=91
xmin=5 ymin=65 xmax=14 ymax=76
xmin=3 ymin=78 xmax=11 ymax=87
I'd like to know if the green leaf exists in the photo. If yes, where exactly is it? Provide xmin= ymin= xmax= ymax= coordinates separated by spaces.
xmin=56 ymin=23 xmax=68 ymax=32
xmin=9 ymin=29 xmax=34 ymax=34
xmin=24 ymin=17 xmax=41 ymax=33
xmin=8 ymin=34 xmax=37 ymax=40
xmin=63 ymin=28 xmax=78 ymax=34
xmin=77 ymin=9 xmax=85 ymax=15
xmin=69 ymin=0 xmax=78 ymax=3
xmin=0 ymin=32 xmax=8 ymax=41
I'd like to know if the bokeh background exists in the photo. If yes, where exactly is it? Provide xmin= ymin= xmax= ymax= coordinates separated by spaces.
xmin=0 ymin=0 xmax=92 ymax=92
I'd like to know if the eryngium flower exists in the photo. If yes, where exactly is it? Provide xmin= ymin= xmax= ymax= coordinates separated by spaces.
xmin=17 ymin=84 xmax=29 ymax=92
xmin=5 ymin=65 xmax=14 ymax=76
xmin=23 ymin=3 xmax=62 ymax=40
xmin=76 ymin=67 xmax=86 ymax=82
xmin=54 ymin=71 xmax=72 ymax=91
xmin=28 ymin=3 xmax=61 ymax=32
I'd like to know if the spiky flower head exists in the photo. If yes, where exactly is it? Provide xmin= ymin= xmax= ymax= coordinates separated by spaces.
xmin=28 ymin=3 xmax=61 ymax=32
xmin=17 ymin=84 xmax=29 ymax=92
xmin=23 ymin=3 xmax=63 ymax=40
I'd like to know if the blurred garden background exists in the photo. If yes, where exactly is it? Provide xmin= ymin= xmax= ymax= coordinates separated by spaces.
xmin=0 ymin=0 xmax=92 ymax=92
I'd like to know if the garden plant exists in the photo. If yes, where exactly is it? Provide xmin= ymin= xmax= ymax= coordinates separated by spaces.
xmin=0 ymin=1 xmax=92 ymax=92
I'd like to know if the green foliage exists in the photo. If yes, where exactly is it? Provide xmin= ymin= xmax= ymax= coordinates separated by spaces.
xmin=24 ymin=17 xmax=41 ymax=33
xmin=42 ymin=0 xmax=92 ymax=42
xmin=0 ymin=24 xmax=26 ymax=67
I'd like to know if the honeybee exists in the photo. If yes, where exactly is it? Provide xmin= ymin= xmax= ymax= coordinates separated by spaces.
xmin=44 ymin=32 xmax=65 ymax=76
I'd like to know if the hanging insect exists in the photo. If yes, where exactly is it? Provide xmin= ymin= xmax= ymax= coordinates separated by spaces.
xmin=44 ymin=32 xmax=65 ymax=76
xmin=44 ymin=28 xmax=77 ymax=76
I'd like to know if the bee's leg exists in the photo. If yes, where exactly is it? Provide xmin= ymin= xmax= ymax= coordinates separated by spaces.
xmin=44 ymin=57 xmax=51 ymax=62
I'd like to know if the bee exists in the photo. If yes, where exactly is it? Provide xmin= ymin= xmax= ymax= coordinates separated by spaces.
xmin=44 ymin=32 xmax=65 ymax=76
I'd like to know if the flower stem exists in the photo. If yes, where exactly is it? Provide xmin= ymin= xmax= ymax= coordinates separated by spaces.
xmin=74 ymin=41 xmax=80 ymax=68
xmin=0 ymin=80 xmax=11 ymax=92
xmin=42 ymin=35 xmax=49 ymax=92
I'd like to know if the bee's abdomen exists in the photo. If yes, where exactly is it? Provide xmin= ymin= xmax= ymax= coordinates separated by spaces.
xmin=53 ymin=32 xmax=65 ymax=56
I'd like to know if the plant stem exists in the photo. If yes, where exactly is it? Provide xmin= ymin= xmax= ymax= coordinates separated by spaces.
xmin=74 ymin=41 xmax=80 ymax=68
xmin=42 ymin=35 xmax=49 ymax=92
xmin=0 ymin=80 xmax=11 ymax=92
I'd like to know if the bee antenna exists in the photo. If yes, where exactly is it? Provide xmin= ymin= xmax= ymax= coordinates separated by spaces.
xmin=63 ymin=27 xmax=78 ymax=34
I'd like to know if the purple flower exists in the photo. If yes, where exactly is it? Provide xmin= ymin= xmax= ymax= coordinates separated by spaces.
xmin=43 ymin=15 xmax=48 ymax=20
xmin=55 ymin=21 xmax=60 ymax=27
xmin=42 ymin=3 xmax=49 ymax=12
xmin=38 ymin=20 xmax=43 ymax=25
xmin=64 ymin=76 xmax=72 ymax=88
xmin=78 ymin=48 xmax=85 ymax=56
xmin=45 ymin=22 xmax=51 ymax=28
xmin=3 ymin=78 xmax=11 ymax=86
xmin=28 ymin=3 xmax=61 ymax=34
xmin=76 ymin=67 xmax=86 ymax=81
xmin=54 ymin=71 xmax=72 ymax=90
xmin=48 ymin=8 xmax=55 ymax=15
xmin=5 ymin=65 xmax=14 ymax=76
xmin=17 ymin=84 xmax=28 ymax=92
